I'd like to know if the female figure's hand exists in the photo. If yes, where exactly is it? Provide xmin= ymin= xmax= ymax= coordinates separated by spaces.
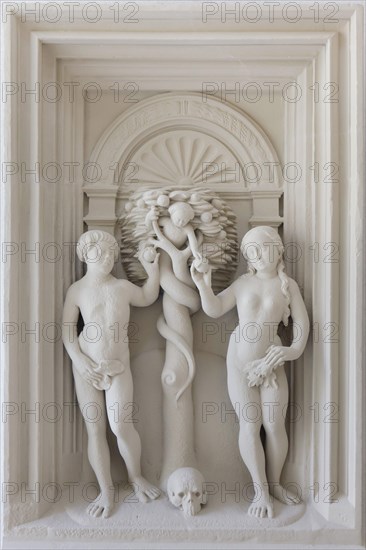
xmin=265 ymin=345 xmax=299 ymax=368
xmin=190 ymin=262 xmax=212 ymax=288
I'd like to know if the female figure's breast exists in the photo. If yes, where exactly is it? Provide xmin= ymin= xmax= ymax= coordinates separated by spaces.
xmin=239 ymin=290 xmax=283 ymax=319
xmin=230 ymin=287 xmax=287 ymax=363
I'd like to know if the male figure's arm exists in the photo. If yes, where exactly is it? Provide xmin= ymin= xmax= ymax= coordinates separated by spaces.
xmin=62 ymin=284 xmax=103 ymax=386
xmin=126 ymin=252 xmax=160 ymax=307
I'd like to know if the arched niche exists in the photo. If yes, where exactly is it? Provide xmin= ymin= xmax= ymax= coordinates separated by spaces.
xmin=83 ymin=93 xmax=283 ymax=232
xmin=81 ymin=92 xmax=287 ymax=494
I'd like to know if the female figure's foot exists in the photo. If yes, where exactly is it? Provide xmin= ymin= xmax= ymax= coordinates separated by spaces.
xmin=86 ymin=486 xmax=115 ymax=518
xmin=248 ymin=489 xmax=274 ymax=518
xmin=130 ymin=475 xmax=161 ymax=503
xmin=270 ymin=483 xmax=301 ymax=505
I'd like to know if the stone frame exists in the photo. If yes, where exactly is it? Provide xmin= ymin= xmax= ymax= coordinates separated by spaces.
xmin=0 ymin=1 xmax=364 ymax=547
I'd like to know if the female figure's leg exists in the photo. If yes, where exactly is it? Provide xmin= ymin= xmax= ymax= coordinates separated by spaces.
xmin=72 ymin=367 xmax=114 ymax=518
xmin=227 ymin=345 xmax=273 ymax=518
xmin=260 ymin=365 xmax=301 ymax=504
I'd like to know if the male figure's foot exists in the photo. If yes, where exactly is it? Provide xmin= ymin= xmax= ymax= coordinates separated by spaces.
xmin=130 ymin=475 xmax=161 ymax=503
xmin=248 ymin=489 xmax=274 ymax=519
xmin=270 ymin=483 xmax=301 ymax=505
xmin=86 ymin=486 xmax=115 ymax=518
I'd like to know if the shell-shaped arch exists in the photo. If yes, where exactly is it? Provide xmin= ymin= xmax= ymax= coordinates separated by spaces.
xmin=87 ymin=92 xmax=282 ymax=193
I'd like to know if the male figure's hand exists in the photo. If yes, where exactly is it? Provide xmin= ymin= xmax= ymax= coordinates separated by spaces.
xmin=75 ymin=355 xmax=104 ymax=386
xmin=138 ymin=247 xmax=160 ymax=275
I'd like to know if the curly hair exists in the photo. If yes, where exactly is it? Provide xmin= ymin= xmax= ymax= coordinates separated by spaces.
xmin=240 ymin=226 xmax=290 ymax=326
xmin=76 ymin=230 xmax=119 ymax=263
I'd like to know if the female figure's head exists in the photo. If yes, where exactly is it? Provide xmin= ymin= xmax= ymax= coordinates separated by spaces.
xmin=168 ymin=202 xmax=195 ymax=228
xmin=241 ymin=226 xmax=283 ymax=275
xmin=77 ymin=230 xmax=119 ymax=275
xmin=240 ymin=226 xmax=290 ymax=325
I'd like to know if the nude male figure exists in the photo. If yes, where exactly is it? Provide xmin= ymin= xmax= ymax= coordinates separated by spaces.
xmin=62 ymin=230 xmax=161 ymax=518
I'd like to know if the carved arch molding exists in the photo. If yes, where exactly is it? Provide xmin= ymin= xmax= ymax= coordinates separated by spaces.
xmin=83 ymin=92 xmax=283 ymax=232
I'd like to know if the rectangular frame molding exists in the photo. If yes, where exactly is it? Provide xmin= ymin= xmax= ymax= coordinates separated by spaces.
xmin=1 ymin=2 xmax=364 ymax=548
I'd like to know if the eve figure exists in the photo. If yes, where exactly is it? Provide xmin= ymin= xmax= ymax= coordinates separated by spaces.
xmin=62 ymin=230 xmax=161 ymax=518
xmin=191 ymin=226 xmax=309 ymax=519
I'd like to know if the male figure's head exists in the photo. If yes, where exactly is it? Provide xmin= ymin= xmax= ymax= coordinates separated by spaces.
xmin=77 ymin=230 xmax=119 ymax=275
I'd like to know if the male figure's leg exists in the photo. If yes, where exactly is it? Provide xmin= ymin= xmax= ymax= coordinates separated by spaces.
xmin=106 ymin=370 xmax=160 ymax=502
xmin=73 ymin=367 xmax=114 ymax=517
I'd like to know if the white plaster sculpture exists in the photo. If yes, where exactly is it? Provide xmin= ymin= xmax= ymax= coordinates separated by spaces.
xmin=120 ymin=187 xmax=238 ymax=493
xmin=62 ymin=230 xmax=161 ymax=518
xmin=167 ymin=468 xmax=207 ymax=516
xmin=191 ymin=226 xmax=310 ymax=519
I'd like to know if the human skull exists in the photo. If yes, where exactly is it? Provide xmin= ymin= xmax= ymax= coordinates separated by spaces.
xmin=167 ymin=467 xmax=206 ymax=516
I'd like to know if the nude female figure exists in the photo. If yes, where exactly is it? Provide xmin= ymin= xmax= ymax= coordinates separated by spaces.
xmin=191 ymin=226 xmax=310 ymax=518
xmin=62 ymin=230 xmax=161 ymax=518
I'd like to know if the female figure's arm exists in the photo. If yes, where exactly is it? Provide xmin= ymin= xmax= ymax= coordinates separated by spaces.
xmin=191 ymin=265 xmax=237 ymax=318
xmin=265 ymin=278 xmax=310 ymax=368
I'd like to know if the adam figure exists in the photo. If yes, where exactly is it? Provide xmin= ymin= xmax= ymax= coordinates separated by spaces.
xmin=62 ymin=230 xmax=161 ymax=518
